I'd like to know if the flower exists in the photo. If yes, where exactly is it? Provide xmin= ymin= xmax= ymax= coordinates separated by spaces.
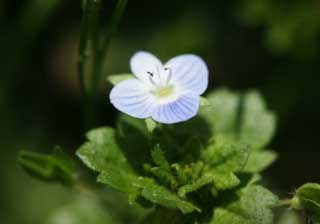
xmin=110 ymin=51 xmax=209 ymax=124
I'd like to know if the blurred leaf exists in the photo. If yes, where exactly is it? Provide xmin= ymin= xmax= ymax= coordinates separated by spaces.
xmin=243 ymin=150 xmax=277 ymax=173
xmin=277 ymin=210 xmax=302 ymax=224
xmin=107 ymin=73 xmax=134 ymax=85
xmin=202 ymin=89 xmax=276 ymax=149
xmin=211 ymin=185 xmax=278 ymax=224
xmin=200 ymin=96 xmax=211 ymax=106
xmin=240 ymin=91 xmax=276 ymax=149
xmin=145 ymin=118 xmax=157 ymax=133
xmin=293 ymin=183 xmax=320 ymax=222
xmin=116 ymin=115 xmax=151 ymax=172
xmin=18 ymin=147 xmax=76 ymax=186
xmin=46 ymin=194 xmax=120 ymax=224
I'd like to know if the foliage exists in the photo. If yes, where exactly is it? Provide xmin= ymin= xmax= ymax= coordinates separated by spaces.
xmin=75 ymin=88 xmax=280 ymax=223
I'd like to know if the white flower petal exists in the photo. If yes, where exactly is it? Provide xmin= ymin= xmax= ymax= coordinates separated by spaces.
xmin=130 ymin=51 xmax=163 ymax=86
xmin=151 ymin=93 xmax=200 ymax=124
xmin=165 ymin=54 xmax=209 ymax=95
xmin=110 ymin=79 xmax=157 ymax=118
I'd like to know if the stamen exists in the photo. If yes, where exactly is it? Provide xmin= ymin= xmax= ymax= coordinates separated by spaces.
xmin=147 ymin=71 xmax=154 ymax=77
xmin=164 ymin=67 xmax=172 ymax=85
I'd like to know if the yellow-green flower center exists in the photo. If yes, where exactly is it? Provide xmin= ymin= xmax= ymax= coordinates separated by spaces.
xmin=153 ymin=85 xmax=174 ymax=98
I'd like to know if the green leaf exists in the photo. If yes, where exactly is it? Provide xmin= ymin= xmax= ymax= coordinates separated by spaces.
xmin=239 ymin=91 xmax=276 ymax=149
xmin=107 ymin=73 xmax=134 ymax=85
xmin=18 ymin=147 xmax=76 ymax=186
xmin=201 ymin=89 xmax=240 ymax=137
xmin=134 ymin=177 xmax=201 ymax=214
xmin=116 ymin=115 xmax=151 ymax=171
xmin=77 ymin=127 xmax=131 ymax=173
xmin=201 ymin=140 xmax=249 ymax=190
xmin=200 ymin=96 xmax=211 ymax=106
xmin=77 ymin=126 xmax=199 ymax=214
xmin=178 ymin=172 xmax=215 ymax=197
xmin=243 ymin=150 xmax=277 ymax=173
xmin=145 ymin=118 xmax=157 ymax=133
xmin=202 ymin=138 xmax=250 ymax=172
xmin=47 ymin=194 xmax=120 ymax=224
xmin=201 ymin=89 xmax=276 ymax=149
xmin=293 ymin=183 xmax=320 ymax=222
xmin=211 ymin=185 xmax=278 ymax=224
xmin=99 ymin=174 xmax=200 ymax=214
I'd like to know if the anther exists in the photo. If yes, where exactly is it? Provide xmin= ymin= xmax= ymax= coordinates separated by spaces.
xmin=147 ymin=71 xmax=154 ymax=77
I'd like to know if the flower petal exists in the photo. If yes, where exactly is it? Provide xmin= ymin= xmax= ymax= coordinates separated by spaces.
xmin=165 ymin=54 xmax=209 ymax=95
xmin=151 ymin=93 xmax=200 ymax=124
xmin=110 ymin=79 xmax=157 ymax=118
xmin=130 ymin=51 xmax=163 ymax=86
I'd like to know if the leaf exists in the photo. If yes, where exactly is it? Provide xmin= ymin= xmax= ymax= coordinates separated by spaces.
xmin=239 ymin=91 xmax=277 ymax=149
xmin=107 ymin=73 xmax=134 ymax=85
xmin=116 ymin=115 xmax=151 ymax=171
xmin=201 ymin=140 xmax=249 ymax=190
xmin=134 ymin=177 xmax=201 ymax=214
xmin=294 ymin=183 xmax=320 ymax=222
xmin=201 ymin=89 xmax=240 ymax=137
xmin=204 ymin=142 xmax=249 ymax=172
xmin=18 ymin=146 xmax=76 ymax=186
xmin=211 ymin=185 xmax=278 ymax=224
xmin=46 ymin=194 xmax=120 ymax=224
xmin=77 ymin=126 xmax=199 ymax=214
xmin=200 ymin=96 xmax=211 ymax=106
xmin=145 ymin=118 xmax=157 ymax=133
xmin=77 ymin=127 xmax=131 ymax=173
xmin=178 ymin=172 xmax=215 ymax=197
xmin=243 ymin=150 xmax=277 ymax=173
xmin=201 ymin=89 xmax=276 ymax=149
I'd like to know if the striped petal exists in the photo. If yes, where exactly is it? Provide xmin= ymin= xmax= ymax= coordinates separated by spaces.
xmin=130 ymin=51 xmax=163 ymax=86
xmin=151 ymin=93 xmax=200 ymax=124
xmin=110 ymin=79 xmax=157 ymax=118
xmin=165 ymin=54 xmax=209 ymax=95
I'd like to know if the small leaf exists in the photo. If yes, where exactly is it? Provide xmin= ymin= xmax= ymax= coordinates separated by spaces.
xmin=240 ymin=91 xmax=277 ymax=149
xmin=18 ymin=147 xmax=76 ymax=186
xmin=201 ymin=89 xmax=276 ymax=149
xmin=107 ymin=73 xmax=134 ymax=85
xmin=200 ymin=96 xmax=211 ymax=106
xmin=201 ymin=140 xmax=249 ymax=190
xmin=293 ymin=183 xmax=320 ymax=222
xmin=178 ymin=172 xmax=215 ymax=197
xmin=134 ymin=177 xmax=201 ymax=214
xmin=77 ymin=127 xmax=131 ymax=173
xmin=145 ymin=118 xmax=157 ymax=133
xmin=243 ymin=150 xmax=277 ymax=173
xmin=211 ymin=185 xmax=278 ymax=224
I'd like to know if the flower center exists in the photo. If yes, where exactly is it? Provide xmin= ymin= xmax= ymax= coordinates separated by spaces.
xmin=152 ymin=85 xmax=174 ymax=98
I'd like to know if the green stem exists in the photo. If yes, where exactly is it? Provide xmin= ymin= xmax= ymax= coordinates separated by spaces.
xmin=274 ymin=198 xmax=292 ymax=208
xmin=78 ymin=0 xmax=92 ymax=97
xmin=78 ymin=0 xmax=128 ymax=129
xmin=89 ymin=0 xmax=128 ymax=97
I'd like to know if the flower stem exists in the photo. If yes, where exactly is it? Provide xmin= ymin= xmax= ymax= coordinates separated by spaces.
xmin=78 ymin=0 xmax=128 ymax=129
xmin=274 ymin=198 xmax=292 ymax=208
xmin=89 ymin=0 xmax=128 ymax=97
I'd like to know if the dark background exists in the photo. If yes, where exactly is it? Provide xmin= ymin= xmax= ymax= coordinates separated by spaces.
xmin=1 ymin=0 xmax=319 ymax=223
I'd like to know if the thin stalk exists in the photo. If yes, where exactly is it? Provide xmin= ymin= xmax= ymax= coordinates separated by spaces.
xmin=78 ymin=0 xmax=91 ymax=97
xmin=89 ymin=0 xmax=128 ymax=97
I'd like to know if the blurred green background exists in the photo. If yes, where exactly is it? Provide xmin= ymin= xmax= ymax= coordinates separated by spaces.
xmin=1 ymin=0 xmax=320 ymax=223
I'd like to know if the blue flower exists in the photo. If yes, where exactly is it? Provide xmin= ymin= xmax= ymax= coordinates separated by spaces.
xmin=110 ymin=51 xmax=209 ymax=124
